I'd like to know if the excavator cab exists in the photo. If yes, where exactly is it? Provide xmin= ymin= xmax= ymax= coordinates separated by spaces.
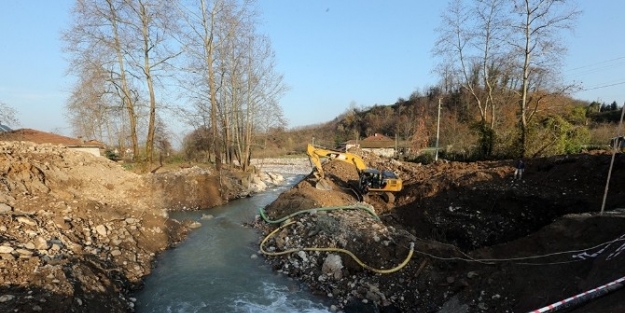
xmin=359 ymin=169 xmax=402 ymax=193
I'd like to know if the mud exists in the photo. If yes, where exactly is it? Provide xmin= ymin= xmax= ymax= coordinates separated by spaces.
xmin=257 ymin=150 xmax=625 ymax=312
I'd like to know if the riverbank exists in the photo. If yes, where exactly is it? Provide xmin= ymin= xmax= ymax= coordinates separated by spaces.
xmin=256 ymin=150 xmax=625 ymax=312
xmin=0 ymin=142 xmax=288 ymax=312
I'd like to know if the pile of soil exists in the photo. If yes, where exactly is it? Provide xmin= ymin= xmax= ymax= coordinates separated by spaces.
xmin=257 ymin=150 xmax=625 ymax=312
xmin=0 ymin=141 xmax=245 ymax=312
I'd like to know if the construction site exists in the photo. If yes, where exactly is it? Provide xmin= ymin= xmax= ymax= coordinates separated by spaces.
xmin=1 ymin=138 xmax=625 ymax=312
xmin=256 ymin=148 xmax=625 ymax=313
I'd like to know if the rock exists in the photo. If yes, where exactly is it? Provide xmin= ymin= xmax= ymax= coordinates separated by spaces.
xmin=188 ymin=221 xmax=202 ymax=229
xmin=467 ymin=271 xmax=478 ymax=278
xmin=297 ymin=250 xmax=308 ymax=262
xmin=95 ymin=224 xmax=108 ymax=236
xmin=16 ymin=216 xmax=36 ymax=226
xmin=0 ymin=294 xmax=15 ymax=302
xmin=0 ymin=246 xmax=14 ymax=254
xmin=15 ymin=248 xmax=33 ymax=257
xmin=0 ymin=203 xmax=12 ymax=213
xmin=438 ymin=295 xmax=469 ymax=313
xmin=322 ymin=254 xmax=343 ymax=279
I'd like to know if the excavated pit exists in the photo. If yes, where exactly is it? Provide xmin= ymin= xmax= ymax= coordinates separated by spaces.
xmin=258 ymin=151 xmax=625 ymax=312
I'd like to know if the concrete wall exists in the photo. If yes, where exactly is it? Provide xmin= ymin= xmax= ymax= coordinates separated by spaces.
xmin=70 ymin=147 xmax=101 ymax=157
xmin=362 ymin=148 xmax=395 ymax=158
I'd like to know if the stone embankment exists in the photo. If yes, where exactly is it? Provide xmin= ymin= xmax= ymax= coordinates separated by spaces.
xmin=251 ymin=157 xmax=311 ymax=175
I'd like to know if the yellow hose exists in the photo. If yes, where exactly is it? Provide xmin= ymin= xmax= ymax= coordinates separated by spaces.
xmin=260 ymin=221 xmax=414 ymax=274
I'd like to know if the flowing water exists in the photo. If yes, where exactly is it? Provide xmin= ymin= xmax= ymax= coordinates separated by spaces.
xmin=135 ymin=174 xmax=331 ymax=313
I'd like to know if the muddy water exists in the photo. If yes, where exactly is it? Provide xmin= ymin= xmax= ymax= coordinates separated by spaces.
xmin=135 ymin=174 xmax=331 ymax=313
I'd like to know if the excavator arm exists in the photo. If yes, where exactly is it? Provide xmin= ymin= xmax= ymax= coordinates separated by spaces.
xmin=307 ymin=143 xmax=325 ymax=179
xmin=306 ymin=144 xmax=403 ymax=201
xmin=306 ymin=144 xmax=367 ymax=173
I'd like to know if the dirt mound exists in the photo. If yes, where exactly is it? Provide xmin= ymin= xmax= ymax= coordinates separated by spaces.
xmin=0 ymin=141 xmax=245 ymax=312
xmin=258 ymin=151 xmax=625 ymax=312
xmin=264 ymin=159 xmax=362 ymax=218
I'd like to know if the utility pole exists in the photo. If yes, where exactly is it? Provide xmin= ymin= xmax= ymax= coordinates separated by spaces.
xmin=435 ymin=97 xmax=441 ymax=161
xmin=601 ymin=101 xmax=625 ymax=215
xmin=395 ymin=133 xmax=398 ymax=157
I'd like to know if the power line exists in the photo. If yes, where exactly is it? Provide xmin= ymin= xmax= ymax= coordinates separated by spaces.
xmin=582 ymin=81 xmax=625 ymax=92
xmin=570 ymin=62 xmax=625 ymax=76
xmin=565 ymin=56 xmax=625 ymax=73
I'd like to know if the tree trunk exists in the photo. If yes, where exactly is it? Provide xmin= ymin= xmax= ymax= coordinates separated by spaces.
xmin=108 ymin=0 xmax=139 ymax=161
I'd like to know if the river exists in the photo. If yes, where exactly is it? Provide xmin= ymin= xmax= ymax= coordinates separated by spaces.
xmin=135 ymin=174 xmax=331 ymax=313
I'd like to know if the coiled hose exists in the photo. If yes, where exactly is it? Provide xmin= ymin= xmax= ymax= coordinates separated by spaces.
xmin=258 ymin=205 xmax=413 ymax=274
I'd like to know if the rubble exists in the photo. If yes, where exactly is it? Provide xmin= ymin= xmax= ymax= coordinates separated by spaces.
xmin=3 ymin=138 xmax=625 ymax=312
xmin=257 ymin=151 xmax=625 ymax=312
xmin=0 ymin=141 xmax=244 ymax=312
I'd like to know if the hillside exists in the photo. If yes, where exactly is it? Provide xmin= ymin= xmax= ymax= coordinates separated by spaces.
xmin=257 ymin=150 xmax=625 ymax=312
xmin=256 ymin=96 xmax=621 ymax=161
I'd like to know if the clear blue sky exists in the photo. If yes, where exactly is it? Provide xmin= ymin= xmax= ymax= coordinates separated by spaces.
xmin=1 ymin=0 xmax=624 ymax=136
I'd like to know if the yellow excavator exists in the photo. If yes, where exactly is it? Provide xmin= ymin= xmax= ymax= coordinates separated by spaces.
xmin=306 ymin=144 xmax=402 ymax=203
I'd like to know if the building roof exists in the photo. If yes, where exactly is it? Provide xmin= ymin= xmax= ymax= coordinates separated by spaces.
xmin=85 ymin=139 xmax=106 ymax=148
xmin=0 ymin=128 xmax=104 ymax=148
xmin=362 ymin=133 xmax=393 ymax=142
xmin=343 ymin=134 xmax=396 ymax=149
xmin=360 ymin=133 xmax=394 ymax=149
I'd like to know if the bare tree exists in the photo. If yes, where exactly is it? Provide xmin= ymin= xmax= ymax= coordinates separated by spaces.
xmin=177 ymin=0 xmax=224 ymax=169
xmin=0 ymin=101 xmax=18 ymax=127
xmin=237 ymin=33 xmax=288 ymax=169
xmin=434 ymin=0 xmax=512 ymax=156
xmin=63 ymin=0 xmax=142 ymax=160
xmin=65 ymin=54 xmax=123 ymax=145
xmin=120 ymin=0 xmax=181 ymax=164
xmin=64 ymin=0 xmax=181 ymax=165
xmin=177 ymin=0 xmax=286 ymax=170
xmin=510 ymin=0 xmax=581 ymax=156
xmin=106 ymin=0 xmax=142 ymax=160
xmin=435 ymin=0 xmax=580 ymax=157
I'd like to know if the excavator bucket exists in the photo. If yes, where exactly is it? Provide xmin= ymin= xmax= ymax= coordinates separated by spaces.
xmin=315 ymin=178 xmax=333 ymax=191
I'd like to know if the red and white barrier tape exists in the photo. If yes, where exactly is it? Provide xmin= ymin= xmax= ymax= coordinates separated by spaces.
xmin=528 ymin=275 xmax=625 ymax=313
